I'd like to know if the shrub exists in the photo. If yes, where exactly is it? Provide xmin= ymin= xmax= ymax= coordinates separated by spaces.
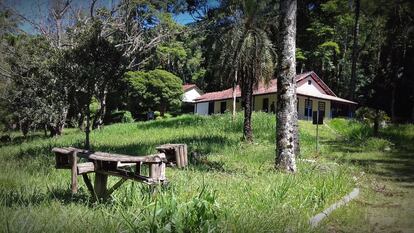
xmin=111 ymin=111 xmax=134 ymax=123
xmin=364 ymin=138 xmax=393 ymax=151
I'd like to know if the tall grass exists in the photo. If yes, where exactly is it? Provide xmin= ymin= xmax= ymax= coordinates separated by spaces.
xmin=0 ymin=113 xmax=358 ymax=232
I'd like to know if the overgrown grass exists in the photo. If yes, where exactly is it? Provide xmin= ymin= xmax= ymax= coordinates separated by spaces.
xmin=0 ymin=113 xmax=384 ymax=232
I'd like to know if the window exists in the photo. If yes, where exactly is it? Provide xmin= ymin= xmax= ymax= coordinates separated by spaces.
xmin=308 ymin=80 xmax=312 ymax=85
xmin=220 ymin=101 xmax=227 ymax=114
xmin=304 ymin=99 xmax=312 ymax=117
xmin=262 ymin=98 xmax=269 ymax=112
xmin=318 ymin=101 xmax=326 ymax=118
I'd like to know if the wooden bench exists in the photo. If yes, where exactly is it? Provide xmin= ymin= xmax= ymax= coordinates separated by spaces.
xmin=156 ymin=144 xmax=188 ymax=168
xmin=52 ymin=147 xmax=168 ymax=200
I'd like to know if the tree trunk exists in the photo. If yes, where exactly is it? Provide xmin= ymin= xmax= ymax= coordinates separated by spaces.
xmin=391 ymin=82 xmax=396 ymax=122
xmin=232 ymin=70 xmax=238 ymax=121
xmin=293 ymin=92 xmax=300 ymax=157
xmin=349 ymin=0 xmax=360 ymax=101
xmin=243 ymin=75 xmax=253 ymax=142
xmin=93 ymin=87 xmax=108 ymax=130
xmin=85 ymin=103 xmax=91 ymax=150
xmin=275 ymin=0 xmax=297 ymax=173
xmin=373 ymin=109 xmax=380 ymax=137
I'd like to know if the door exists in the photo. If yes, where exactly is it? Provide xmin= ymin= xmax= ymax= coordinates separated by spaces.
xmin=208 ymin=101 xmax=215 ymax=115
xmin=220 ymin=101 xmax=227 ymax=114
xmin=262 ymin=98 xmax=269 ymax=112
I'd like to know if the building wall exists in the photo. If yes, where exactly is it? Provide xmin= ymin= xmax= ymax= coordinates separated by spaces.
xmin=298 ymin=96 xmax=330 ymax=120
xmin=183 ymin=88 xmax=202 ymax=102
xmin=195 ymin=102 xmax=209 ymax=115
xmin=195 ymin=94 xmax=332 ymax=120
xmin=253 ymin=94 xmax=277 ymax=112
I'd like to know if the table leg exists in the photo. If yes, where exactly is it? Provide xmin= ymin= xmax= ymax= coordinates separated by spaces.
xmin=94 ymin=173 xmax=108 ymax=200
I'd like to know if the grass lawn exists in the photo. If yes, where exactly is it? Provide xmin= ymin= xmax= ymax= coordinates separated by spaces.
xmin=0 ymin=113 xmax=412 ymax=232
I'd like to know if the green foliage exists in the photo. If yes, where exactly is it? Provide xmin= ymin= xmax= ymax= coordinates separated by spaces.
xmin=355 ymin=107 xmax=390 ymax=125
xmin=363 ymin=137 xmax=392 ymax=151
xmin=124 ymin=69 xmax=183 ymax=116
xmin=111 ymin=110 xmax=134 ymax=123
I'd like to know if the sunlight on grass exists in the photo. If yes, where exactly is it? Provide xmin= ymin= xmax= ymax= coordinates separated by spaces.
xmin=0 ymin=113 xmax=385 ymax=232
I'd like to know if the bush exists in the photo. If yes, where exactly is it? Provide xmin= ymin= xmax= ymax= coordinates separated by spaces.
xmin=155 ymin=112 xmax=173 ymax=120
xmin=364 ymin=138 xmax=393 ymax=151
xmin=111 ymin=111 xmax=134 ymax=123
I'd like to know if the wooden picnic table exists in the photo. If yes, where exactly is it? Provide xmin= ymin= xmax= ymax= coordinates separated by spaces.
xmin=52 ymin=147 xmax=171 ymax=200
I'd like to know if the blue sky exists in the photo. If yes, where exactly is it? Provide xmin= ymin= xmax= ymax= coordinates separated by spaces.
xmin=4 ymin=0 xmax=218 ymax=34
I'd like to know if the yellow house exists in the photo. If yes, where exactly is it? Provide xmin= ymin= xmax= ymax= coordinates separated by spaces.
xmin=193 ymin=71 xmax=357 ymax=120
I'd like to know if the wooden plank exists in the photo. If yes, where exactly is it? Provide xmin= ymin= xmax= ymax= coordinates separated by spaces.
xmin=175 ymin=146 xmax=182 ymax=168
xmin=70 ymin=151 xmax=78 ymax=194
xmin=66 ymin=147 xmax=166 ymax=163
xmin=52 ymin=147 xmax=73 ymax=154
xmin=82 ymin=174 xmax=96 ymax=200
xmin=97 ymin=170 xmax=159 ymax=185
xmin=135 ymin=162 xmax=141 ymax=175
xmin=77 ymin=162 xmax=95 ymax=175
xmin=117 ymin=162 xmax=136 ymax=168
xmin=183 ymin=144 xmax=188 ymax=166
xmin=149 ymin=164 xmax=159 ymax=179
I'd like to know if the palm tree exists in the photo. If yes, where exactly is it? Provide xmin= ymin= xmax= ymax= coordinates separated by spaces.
xmin=214 ymin=0 xmax=275 ymax=142
xmin=275 ymin=0 xmax=298 ymax=172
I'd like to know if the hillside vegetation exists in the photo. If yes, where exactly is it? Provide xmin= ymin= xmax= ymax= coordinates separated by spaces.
xmin=0 ymin=113 xmax=412 ymax=232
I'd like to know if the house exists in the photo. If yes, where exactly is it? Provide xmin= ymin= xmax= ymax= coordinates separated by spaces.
xmin=182 ymin=84 xmax=204 ymax=113
xmin=192 ymin=71 xmax=357 ymax=120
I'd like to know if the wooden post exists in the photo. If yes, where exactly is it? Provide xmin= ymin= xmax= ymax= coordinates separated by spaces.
xmin=94 ymin=161 xmax=108 ymax=200
xmin=135 ymin=162 xmax=141 ymax=175
xmin=149 ymin=163 xmax=159 ymax=180
xmin=183 ymin=144 xmax=188 ymax=166
xmin=70 ymin=151 xmax=78 ymax=194
xmin=175 ymin=147 xmax=182 ymax=168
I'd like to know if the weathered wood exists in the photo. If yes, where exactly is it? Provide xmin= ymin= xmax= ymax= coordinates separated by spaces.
xmin=54 ymin=147 xmax=166 ymax=163
xmin=159 ymin=162 xmax=166 ymax=181
xmin=52 ymin=147 xmax=72 ymax=155
xmin=149 ymin=164 xmax=159 ymax=179
xmin=135 ymin=162 xmax=141 ymax=175
xmin=97 ymin=170 xmax=161 ymax=185
xmin=117 ymin=162 xmax=136 ymax=168
xmin=157 ymin=144 xmax=188 ymax=168
xmin=82 ymin=174 xmax=96 ymax=199
xmin=52 ymin=146 xmax=169 ymax=200
xmin=70 ymin=151 xmax=78 ymax=194
xmin=183 ymin=144 xmax=188 ymax=166
xmin=94 ymin=172 xmax=108 ymax=200
xmin=175 ymin=147 xmax=182 ymax=168
xmin=77 ymin=162 xmax=95 ymax=175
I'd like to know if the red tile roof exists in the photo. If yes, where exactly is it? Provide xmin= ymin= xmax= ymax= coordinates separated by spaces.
xmin=194 ymin=71 xmax=356 ymax=104
xmin=183 ymin=84 xmax=197 ymax=91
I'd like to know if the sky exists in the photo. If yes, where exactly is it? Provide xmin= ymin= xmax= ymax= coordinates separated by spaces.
xmin=3 ymin=0 xmax=217 ymax=34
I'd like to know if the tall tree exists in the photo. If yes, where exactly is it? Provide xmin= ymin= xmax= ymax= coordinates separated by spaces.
xmin=204 ymin=0 xmax=275 ymax=142
xmin=349 ymin=0 xmax=360 ymax=100
xmin=276 ymin=0 xmax=297 ymax=172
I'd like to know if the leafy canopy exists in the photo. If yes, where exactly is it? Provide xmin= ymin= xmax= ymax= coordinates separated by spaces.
xmin=124 ymin=69 xmax=183 ymax=115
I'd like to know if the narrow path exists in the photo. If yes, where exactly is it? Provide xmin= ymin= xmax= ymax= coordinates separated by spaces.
xmin=323 ymin=135 xmax=414 ymax=232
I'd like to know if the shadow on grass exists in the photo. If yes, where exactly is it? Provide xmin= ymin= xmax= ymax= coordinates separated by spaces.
xmin=0 ymin=187 xmax=92 ymax=208
xmin=324 ymin=135 xmax=414 ymax=183
xmin=137 ymin=115 xmax=208 ymax=130
xmin=94 ymin=134 xmax=237 ymax=158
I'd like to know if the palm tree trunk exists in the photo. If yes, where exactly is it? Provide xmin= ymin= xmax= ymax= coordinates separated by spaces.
xmin=243 ymin=75 xmax=253 ymax=142
xmin=275 ymin=0 xmax=297 ymax=172
xmin=232 ymin=70 xmax=238 ymax=120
